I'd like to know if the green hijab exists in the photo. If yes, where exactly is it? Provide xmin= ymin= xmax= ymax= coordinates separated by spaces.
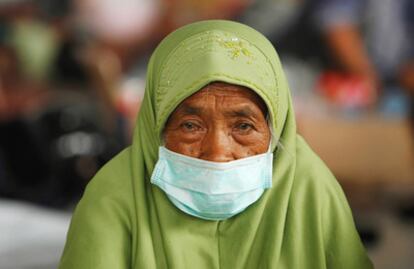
xmin=59 ymin=20 xmax=372 ymax=269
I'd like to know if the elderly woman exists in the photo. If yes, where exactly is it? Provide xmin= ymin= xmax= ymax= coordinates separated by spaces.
xmin=59 ymin=21 xmax=372 ymax=268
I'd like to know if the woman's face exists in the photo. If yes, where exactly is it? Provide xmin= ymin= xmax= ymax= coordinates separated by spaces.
xmin=164 ymin=82 xmax=271 ymax=162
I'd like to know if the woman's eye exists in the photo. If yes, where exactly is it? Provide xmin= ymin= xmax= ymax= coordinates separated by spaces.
xmin=181 ymin=122 xmax=200 ymax=131
xmin=235 ymin=122 xmax=253 ymax=132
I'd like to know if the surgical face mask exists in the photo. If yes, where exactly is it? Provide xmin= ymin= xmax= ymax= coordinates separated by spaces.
xmin=150 ymin=146 xmax=273 ymax=221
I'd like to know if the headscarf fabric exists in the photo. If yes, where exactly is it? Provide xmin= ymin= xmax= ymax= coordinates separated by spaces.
xmin=59 ymin=20 xmax=372 ymax=269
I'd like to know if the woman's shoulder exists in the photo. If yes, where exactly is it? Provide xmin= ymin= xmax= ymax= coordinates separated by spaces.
xmin=81 ymin=146 xmax=134 ymax=203
xmin=292 ymin=137 xmax=373 ymax=268
xmin=59 ymin=147 xmax=134 ymax=269
xmin=292 ymin=135 xmax=346 ymax=205
xmin=69 ymin=146 xmax=136 ymax=232
xmin=294 ymin=135 xmax=336 ymax=185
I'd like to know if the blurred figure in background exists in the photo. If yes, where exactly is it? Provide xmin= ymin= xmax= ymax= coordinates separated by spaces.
xmin=0 ymin=0 xmax=125 ymax=208
xmin=314 ymin=0 xmax=414 ymax=115
xmin=70 ymin=0 xmax=161 ymax=139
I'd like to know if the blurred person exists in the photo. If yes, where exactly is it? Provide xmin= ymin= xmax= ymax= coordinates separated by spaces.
xmin=0 ymin=44 xmax=52 ymax=204
xmin=0 ymin=1 xmax=125 ymax=207
xmin=314 ymin=0 xmax=414 ymax=112
xmin=72 ymin=0 xmax=161 ymax=66
xmin=1 ymin=0 xmax=60 ymax=82
xmin=59 ymin=20 xmax=372 ymax=269
xmin=237 ymin=0 xmax=307 ymax=42
xmin=0 ymin=43 xmax=49 ymax=122
xmin=238 ymin=0 xmax=336 ymax=104
xmin=0 ymin=0 xmax=84 ymax=87
xmin=0 ymin=43 xmax=123 ymax=208
xmin=70 ymin=0 xmax=165 ymax=140
xmin=313 ymin=1 xmax=414 ymax=260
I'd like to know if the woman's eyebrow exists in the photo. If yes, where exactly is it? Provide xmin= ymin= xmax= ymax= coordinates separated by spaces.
xmin=224 ymin=106 xmax=256 ymax=118
xmin=176 ymin=104 xmax=258 ymax=117
xmin=177 ymin=104 xmax=203 ymax=116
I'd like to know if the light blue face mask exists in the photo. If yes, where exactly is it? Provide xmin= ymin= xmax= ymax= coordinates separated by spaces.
xmin=150 ymin=146 xmax=273 ymax=221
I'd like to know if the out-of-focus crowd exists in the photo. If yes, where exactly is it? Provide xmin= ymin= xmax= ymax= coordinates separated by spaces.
xmin=0 ymin=0 xmax=413 ymax=208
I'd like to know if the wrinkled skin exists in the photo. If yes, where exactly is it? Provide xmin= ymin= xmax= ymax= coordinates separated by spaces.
xmin=163 ymin=82 xmax=271 ymax=162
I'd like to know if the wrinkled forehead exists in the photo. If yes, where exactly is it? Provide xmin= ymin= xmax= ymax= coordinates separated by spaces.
xmin=176 ymin=82 xmax=269 ymax=117
xmin=153 ymin=29 xmax=278 ymax=135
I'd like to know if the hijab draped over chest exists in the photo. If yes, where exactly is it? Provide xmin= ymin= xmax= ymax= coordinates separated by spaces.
xmin=59 ymin=20 xmax=372 ymax=269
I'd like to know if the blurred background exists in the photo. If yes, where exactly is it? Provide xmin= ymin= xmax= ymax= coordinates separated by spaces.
xmin=0 ymin=0 xmax=413 ymax=268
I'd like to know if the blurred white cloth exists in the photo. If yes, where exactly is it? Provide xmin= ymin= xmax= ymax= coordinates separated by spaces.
xmin=0 ymin=200 xmax=71 ymax=269
xmin=74 ymin=0 xmax=160 ymax=43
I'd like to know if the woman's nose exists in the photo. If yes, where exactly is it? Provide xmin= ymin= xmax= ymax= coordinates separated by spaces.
xmin=200 ymin=128 xmax=234 ymax=162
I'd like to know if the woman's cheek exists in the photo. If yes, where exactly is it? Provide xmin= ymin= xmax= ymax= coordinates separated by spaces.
xmin=165 ymin=131 xmax=203 ymax=156
xmin=172 ymin=142 xmax=202 ymax=157
xmin=233 ymin=130 xmax=266 ymax=145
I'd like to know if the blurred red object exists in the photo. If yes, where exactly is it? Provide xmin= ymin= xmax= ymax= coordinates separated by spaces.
xmin=116 ymin=87 xmax=141 ymax=120
xmin=317 ymin=71 xmax=377 ymax=108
